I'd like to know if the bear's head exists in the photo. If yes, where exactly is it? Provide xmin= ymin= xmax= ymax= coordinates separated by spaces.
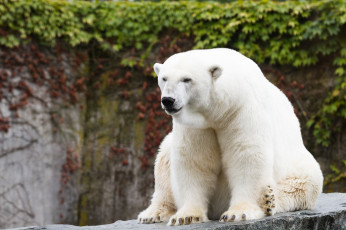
xmin=154 ymin=51 xmax=222 ymax=128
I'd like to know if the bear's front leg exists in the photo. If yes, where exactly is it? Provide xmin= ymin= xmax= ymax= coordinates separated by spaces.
xmin=219 ymin=139 xmax=275 ymax=222
xmin=138 ymin=134 xmax=176 ymax=224
xmin=168 ymin=124 xmax=221 ymax=226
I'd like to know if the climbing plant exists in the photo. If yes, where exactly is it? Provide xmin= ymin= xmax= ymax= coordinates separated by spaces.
xmin=0 ymin=0 xmax=345 ymax=146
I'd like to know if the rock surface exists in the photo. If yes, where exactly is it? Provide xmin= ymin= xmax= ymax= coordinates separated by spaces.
xmin=8 ymin=193 xmax=346 ymax=230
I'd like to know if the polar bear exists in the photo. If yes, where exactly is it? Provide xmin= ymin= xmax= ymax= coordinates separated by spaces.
xmin=138 ymin=48 xmax=323 ymax=226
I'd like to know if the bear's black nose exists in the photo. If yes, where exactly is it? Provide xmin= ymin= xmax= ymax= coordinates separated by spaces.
xmin=161 ymin=97 xmax=175 ymax=108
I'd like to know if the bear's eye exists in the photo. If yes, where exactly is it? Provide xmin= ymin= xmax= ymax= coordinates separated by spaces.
xmin=162 ymin=77 xmax=167 ymax=82
xmin=182 ymin=78 xmax=192 ymax=83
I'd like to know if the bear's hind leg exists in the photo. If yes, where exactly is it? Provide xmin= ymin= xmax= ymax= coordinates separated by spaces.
xmin=270 ymin=175 xmax=322 ymax=214
xmin=271 ymin=157 xmax=323 ymax=214
xmin=259 ymin=156 xmax=323 ymax=216
xmin=138 ymin=134 xmax=176 ymax=224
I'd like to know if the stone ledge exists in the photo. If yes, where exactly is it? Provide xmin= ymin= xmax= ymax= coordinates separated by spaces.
xmin=9 ymin=193 xmax=346 ymax=230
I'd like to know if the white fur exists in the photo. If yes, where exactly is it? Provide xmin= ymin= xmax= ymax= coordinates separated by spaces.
xmin=138 ymin=48 xmax=323 ymax=225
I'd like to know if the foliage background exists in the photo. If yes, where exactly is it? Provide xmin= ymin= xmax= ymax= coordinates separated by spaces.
xmin=0 ymin=0 xmax=345 ymax=228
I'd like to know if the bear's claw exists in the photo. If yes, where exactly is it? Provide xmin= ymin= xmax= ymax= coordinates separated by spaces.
xmin=220 ymin=213 xmax=246 ymax=222
xmin=137 ymin=205 xmax=175 ymax=224
xmin=219 ymin=202 xmax=265 ymax=222
xmin=167 ymin=208 xmax=207 ymax=226
xmin=168 ymin=215 xmax=203 ymax=226
xmin=262 ymin=185 xmax=276 ymax=216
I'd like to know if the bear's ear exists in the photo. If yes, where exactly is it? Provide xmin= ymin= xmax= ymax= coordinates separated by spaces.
xmin=209 ymin=65 xmax=222 ymax=79
xmin=153 ymin=63 xmax=163 ymax=76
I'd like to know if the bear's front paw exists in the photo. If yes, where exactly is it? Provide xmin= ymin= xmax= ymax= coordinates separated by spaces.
xmin=219 ymin=203 xmax=265 ymax=222
xmin=167 ymin=207 xmax=208 ymax=226
xmin=138 ymin=205 xmax=175 ymax=224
